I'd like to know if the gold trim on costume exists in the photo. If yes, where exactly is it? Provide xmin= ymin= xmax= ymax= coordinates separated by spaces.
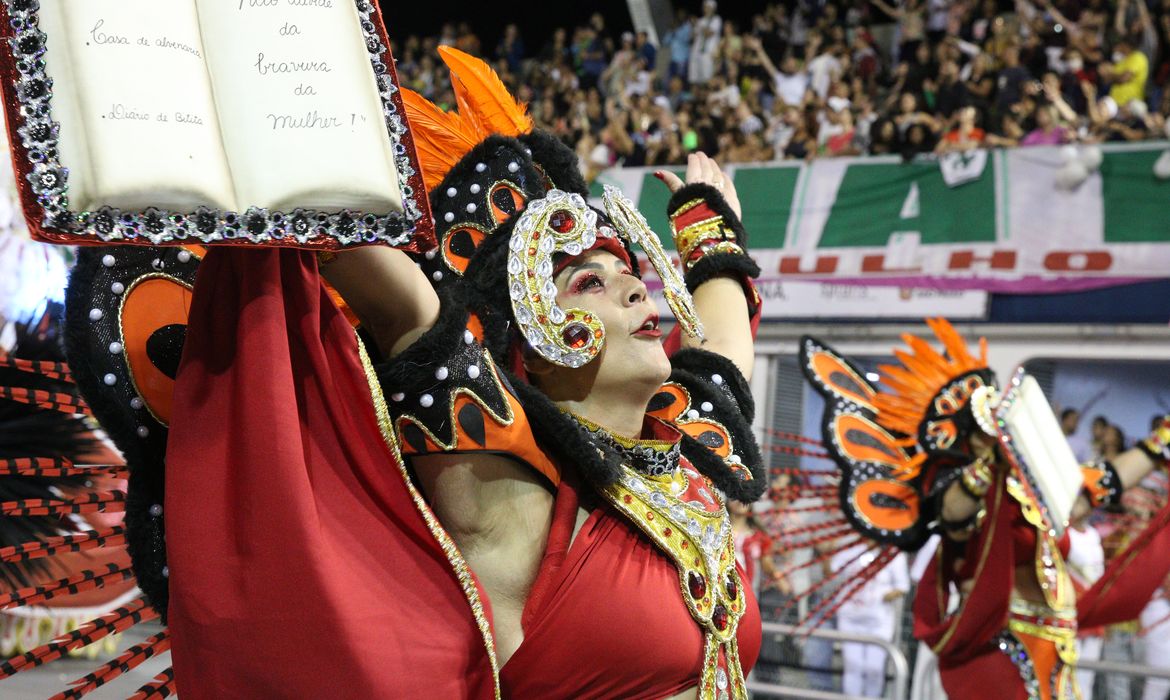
xmin=357 ymin=337 xmax=502 ymax=698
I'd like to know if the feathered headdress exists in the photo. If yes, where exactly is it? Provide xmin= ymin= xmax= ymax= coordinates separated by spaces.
xmin=873 ymin=318 xmax=991 ymax=456
xmin=403 ymin=47 xmax=534 ymax=191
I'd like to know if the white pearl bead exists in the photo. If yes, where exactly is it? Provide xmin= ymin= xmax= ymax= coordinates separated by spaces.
xmin=89 ymin=308 xmax=103 ymax=321
xmin=686 ymin=409 xmax=700 ymax=420
xmin=432 ymin=270 xmax=443 ymax=282
xmin=102 ymin=255 xmax=116 ymax=267
xmin=507 ymin=162 xmax=520 ymax=173
xmin=470 ymin=183 xmax=481 ymax=194
xmin=110 ymin=282 xmax=125 ymax=295
xmin=466 ymin=203 xmax=477 ymax=214
xmin=177 ymin=250 xmax=192 ymax=263
xmin=468 ymin=365 xmax=480 ymax=379
xmin=103 ymin=373 xmax=117 ymax=386
xmin=420 ymin=394 xmax=434 ymax=408
xmin=149 ymin=504 xmax=162 ymax=517
xmin=108 ymin=342 xmax=123 ymax=354
xmin=463 ymin=329 xmax=474 ymax=344
xmin=137 ymin=425 xmax=150 ymax=437
xmin=711 ymin=374 xmax=723 ymax=385
xmin=444 ymin=212 xmax=455 ymax=223
xmin=435 ymin=367 xmax=449 ymax=381
xmin=425 ymin=249 xmax=437 ymax=260
xmin=391 ymin=393 xmax=405 ymax=402
xmin=446 ymin=186 xmax=457 ymax=198
xmin=701 ymin=401 xmax=714 ymax=413
xmin=130 ymin=397 xmax=144 ymax=410
xmin=475 ymin=163 xmax=487 ymax=172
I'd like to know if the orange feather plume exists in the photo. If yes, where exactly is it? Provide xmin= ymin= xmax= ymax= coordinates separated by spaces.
xmin=438 ymin=46 xmax=533 ymax=137
xmin=400 ymin=88 xmax=485 ymax=191
xmin=400 ymin=49 xmax=533 ymax=191
xmin=871 ymin=318 xmax=989 ymax=438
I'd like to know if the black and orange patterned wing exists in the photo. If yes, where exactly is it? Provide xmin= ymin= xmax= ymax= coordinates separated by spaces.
xmin=65 ymin=245 xmax=203 ymax=616
xmin=800 ymin=336 xmax=930 ymax=549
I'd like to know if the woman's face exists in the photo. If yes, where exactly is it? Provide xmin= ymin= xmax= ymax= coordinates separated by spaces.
xmin=548 ymin=249 xmax=671 ymax=392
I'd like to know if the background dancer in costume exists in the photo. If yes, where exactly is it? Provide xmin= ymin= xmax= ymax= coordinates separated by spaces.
xmin=776 ymin=321 xmax=1170 ymax=700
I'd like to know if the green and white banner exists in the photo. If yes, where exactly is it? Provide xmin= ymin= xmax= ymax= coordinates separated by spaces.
xmin=591 ymin=142 xmax=1170 ymax=294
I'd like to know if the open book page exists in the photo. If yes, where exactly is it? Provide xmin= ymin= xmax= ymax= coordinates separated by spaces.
xmin=49 ymin=0 xmax=237 ymax=212
xmin=37 ymin=1 xmax=94 ymax=211
xmin=195 ymin=1 xmax=403 ymax=214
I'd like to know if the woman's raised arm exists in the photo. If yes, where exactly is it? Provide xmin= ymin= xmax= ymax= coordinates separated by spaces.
xmin=320 ymin=247 xmax=440 ymax=357
xmin=656 ymin=152 xmax=756 ymax=380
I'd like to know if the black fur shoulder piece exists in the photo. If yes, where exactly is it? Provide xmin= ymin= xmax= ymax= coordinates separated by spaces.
xmin=373 ymin=287 xmax=513 ymax=452
xmin=669 ymin=348 xmax=755 ymax=423
xmin=654 ymin=349 xmax=766 ymax=503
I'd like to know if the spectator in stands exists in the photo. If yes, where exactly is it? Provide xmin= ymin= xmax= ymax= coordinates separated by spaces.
xmin=871 ymin=0 xmax=928 ymax=63
xmin=690 ymin=0 xmax=723 ymax=84
xmin=730 ymin=500 xmax=784 ymax=595
xmin=495 ymin=24 xmax=525 ymax=74
xmin=1067 ymin=514 xmax=1107 ymax=696
xmin=748 ymin=36 xmax=811 ymax=108
xmin=1021 ymin=103 xmax=1072 ymax=145
xmin=937 ymin=105 xmax=986 ymax=152
xmin=1064 ymin=408 xmax=1098 ymax=462
xmin=832 ymin=545 xmax=910 ymax=698
xmin=996 ymin=44 xmax=1033 ymax=114
xmin=664 ymin=9 xmax=693 ymax=81
xmin=1091 ymin=415 xmax=1111 ymax=459
xmin=1102 ymin=423 xmax=1128 ymax=460
xmin=389 ymin=0 xmax=1170 ymax=179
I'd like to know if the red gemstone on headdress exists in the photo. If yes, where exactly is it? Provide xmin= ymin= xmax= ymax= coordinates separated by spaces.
xmin=688 ymin=572 xmax=707 ymax=599
xmin=725 ymin=572 xmax=739 ymax=600
xmin=550 ymin=210 xmax=575 ymax=233
xmin=562 ymin=323 xmax=590 ymax=349
xmin=713 ymin=604 xmax=729 ymax=630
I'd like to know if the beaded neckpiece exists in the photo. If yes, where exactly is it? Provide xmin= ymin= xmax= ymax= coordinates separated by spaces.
xmin=573 ymin=414 xmax=681 ymax=477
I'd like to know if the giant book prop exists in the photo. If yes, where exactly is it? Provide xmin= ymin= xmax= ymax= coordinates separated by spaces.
xmin=0 ymin=0 xmax=434 ymax=251
xmin=973 ymin=370 xmax=1083 ymax=537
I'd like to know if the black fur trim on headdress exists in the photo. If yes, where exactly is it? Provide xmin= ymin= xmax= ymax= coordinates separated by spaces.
xmin=519 ymin=131 xmax=588 ymax=195
xmin=504 ymin=373 xmax=627 ymax=488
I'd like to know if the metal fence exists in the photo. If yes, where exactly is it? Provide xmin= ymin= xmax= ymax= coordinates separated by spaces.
xmin=748 ymin=621 xmax=911 ymax=700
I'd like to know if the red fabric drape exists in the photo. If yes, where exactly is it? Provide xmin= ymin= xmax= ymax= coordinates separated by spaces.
xmin=913 ymin=472 xmax=1017 ymax=668
xmin=1079 ymin=499 xmax=1170 ymax=629
xmin=165 ymin=249 xmax=494 ymax=699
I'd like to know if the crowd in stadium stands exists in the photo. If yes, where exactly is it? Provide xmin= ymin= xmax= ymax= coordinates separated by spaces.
xmin=392 ymin=0 xmax=1170 ymax=178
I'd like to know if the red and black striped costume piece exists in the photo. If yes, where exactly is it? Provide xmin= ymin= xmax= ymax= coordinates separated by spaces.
xmin=51 ymin=629 xmax=171 ymax=699
xmin=0 ymin=597 xmax=156 ymax=677
xmin=0 ymin=563 xmax=134 ymax=611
